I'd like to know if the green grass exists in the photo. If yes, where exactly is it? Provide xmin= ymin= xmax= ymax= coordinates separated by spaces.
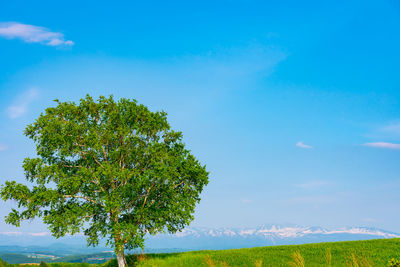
xmin=105 ymin=238 xmax=400 ymax=267
xmin=2 ymin=238 xmax=400 ymax=267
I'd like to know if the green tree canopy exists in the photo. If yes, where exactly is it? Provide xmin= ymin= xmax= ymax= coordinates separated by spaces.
xmin=0 ymin=95 xmax=209 ymax=266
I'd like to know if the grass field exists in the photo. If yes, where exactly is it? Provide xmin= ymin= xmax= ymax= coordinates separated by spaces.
xmin=2 ymin=238 xmax=400 ymax=267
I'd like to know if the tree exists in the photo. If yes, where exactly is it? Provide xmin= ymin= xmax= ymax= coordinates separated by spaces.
xmin=0 ymin=95 xmax=209 ymax=267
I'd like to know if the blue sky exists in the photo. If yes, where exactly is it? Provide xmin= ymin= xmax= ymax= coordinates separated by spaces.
xmin=0 ymin=0 xmax=400 ymax=234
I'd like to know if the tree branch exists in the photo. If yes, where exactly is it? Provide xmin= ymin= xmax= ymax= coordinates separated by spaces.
xmin=141 ymin=184 xmax=153 ymax=208
xmin=63 ymin=195 xmax=105 ymax=207
xmin=173 ymin=180 xmax=186 ymax=189
xmin=83 ymin=214 xmax=96 ymax=220
xmin=62 ymin=164 xmax=84 ymax=169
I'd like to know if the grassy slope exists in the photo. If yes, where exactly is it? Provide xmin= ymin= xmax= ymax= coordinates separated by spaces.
xmin=3 ymin=238 xmax=400 ymax=266
xmin=104 ymin=238 xmax=400 ymax=267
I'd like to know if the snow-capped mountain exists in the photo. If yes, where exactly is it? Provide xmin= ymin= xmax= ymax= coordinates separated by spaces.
xmin=1 ymin=224 xmax=399 ymax=252
xmin=145 ymin=224 xmax=400 ymax=250
xmin=167 ymin=224 xmax=399 ymax=239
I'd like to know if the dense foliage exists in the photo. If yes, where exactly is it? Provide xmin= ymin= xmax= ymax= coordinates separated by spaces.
xmin=0 ymin=95 xmax=209 ymax=265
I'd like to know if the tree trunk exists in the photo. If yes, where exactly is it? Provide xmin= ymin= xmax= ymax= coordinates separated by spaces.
xmin=117 ymin=249 xmax=128 ymax=267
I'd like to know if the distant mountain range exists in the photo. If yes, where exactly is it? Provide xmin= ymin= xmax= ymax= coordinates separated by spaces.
xmin=1 ymin=224 xmax=399 ymax=254
xmin=145 ymin=224 xmax=400 ymax=250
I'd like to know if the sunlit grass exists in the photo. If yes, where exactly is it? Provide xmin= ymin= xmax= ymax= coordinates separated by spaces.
xmin=3 ymin=238 xmax=400 ymax=267
xmin=101 ymin=238 xmax=400 ymax=267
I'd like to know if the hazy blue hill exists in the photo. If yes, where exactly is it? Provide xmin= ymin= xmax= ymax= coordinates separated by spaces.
xmin=0 ymin=245 xmax=108 ymax=258
xmin=0 ymin=252 xmax=115 ymax=264
xmin=0 ymin=253 xmax=53 ymax=264
xmin=1 ymin=239 xmax=400 ymax=265
xmin=1 ymin=224 xmax=399 ymax=264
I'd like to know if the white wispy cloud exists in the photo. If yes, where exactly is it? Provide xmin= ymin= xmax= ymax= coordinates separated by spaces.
xmin=0 ymin=144 xmax=7 ymax=151
xmin=0 ymin=22 xmax=74 ymax=47
xmin=0 ymin=231 xmax=22 ymax=236
xmin=362 ymin=142 xmax=400 ymax=149
xmin=7 ymin=88 xmax=39 ymax=119
xmin=296 ymin=141 xmax=312 ymax=149
xmin=365 ymin=121 xmax=400 ymax=140
xmin=381 ymin=122 xmax=400 ymax=136
xmin=0 ymin=231 xmax=50 ymax=236
xmin=29 ymin=232 xmax=50 ymax=237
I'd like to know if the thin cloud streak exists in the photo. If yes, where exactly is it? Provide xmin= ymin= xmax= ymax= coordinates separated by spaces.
xmin=0 ymin=22 xmax=74 ymax=47
xmin=7 ymin=88 xmax=39 ymax=119
xmin=0 ymin=232 xmax=22 ymax=236
xmin=29 ymin=232 xmax=50 ymax=237
xmin=296 ymin=141 xmax=312 ymax=149
xmin=363 ymin=142 xmax=400 ymax=149
xmin=0 ymin=231 xmax=50 ymax=236
xmin=381 ymin=122 xmax=400 ymax=136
